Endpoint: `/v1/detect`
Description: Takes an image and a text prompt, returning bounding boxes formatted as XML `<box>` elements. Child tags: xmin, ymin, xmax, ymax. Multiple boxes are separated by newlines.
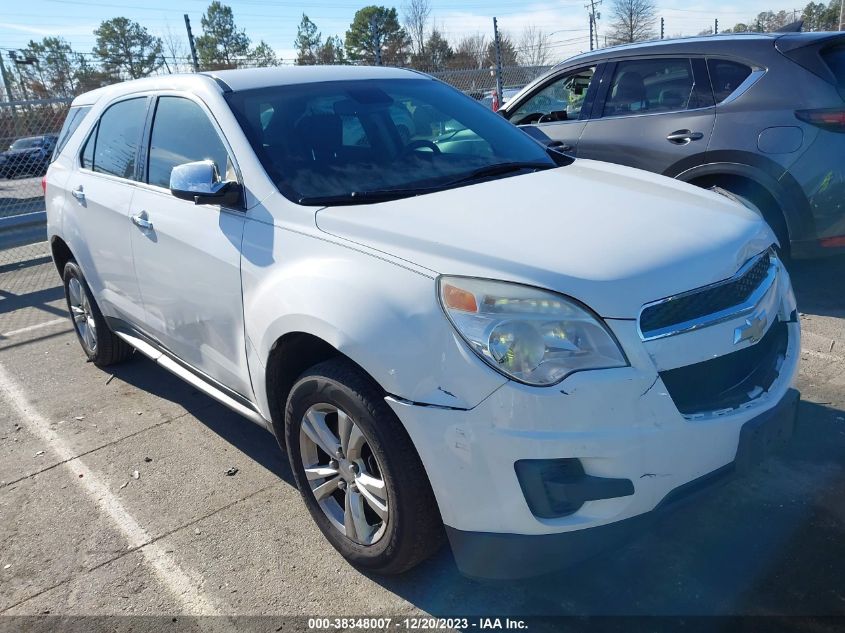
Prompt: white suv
<box><xmin>46</xmin><ymin>66</ymin><xmax>800</xmax><ymax>579</ymax></box>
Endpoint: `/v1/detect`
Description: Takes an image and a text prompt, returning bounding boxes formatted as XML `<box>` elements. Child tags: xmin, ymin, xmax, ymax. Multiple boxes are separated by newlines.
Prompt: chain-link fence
<box><xmin>0</xmin><ymin>97</ymin><xmax>71</xmax><ymax>272</ymax></box>
<box><xmin>429</xmin><ymin>64</ymin><xmax>551</xmax><ymax>100</ymax></box>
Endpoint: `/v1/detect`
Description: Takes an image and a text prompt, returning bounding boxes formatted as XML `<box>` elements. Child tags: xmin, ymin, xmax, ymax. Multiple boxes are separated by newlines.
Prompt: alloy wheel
<box><xmin>68</xmin><ymin>277</ymin><xmax>97</xmax><ymax>353</ymax></box>
<box><xmin>299</xmin><ymin>403</ymin><xmax>389</xmax><ymax>545</ymax></box>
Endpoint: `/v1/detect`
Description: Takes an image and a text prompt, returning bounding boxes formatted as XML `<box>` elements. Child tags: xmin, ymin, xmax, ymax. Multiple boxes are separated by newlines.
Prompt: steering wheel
<box><xmin>404</xmin><ymin>139</ymin><xmax>441</xmax><ymax>154</ymax></box>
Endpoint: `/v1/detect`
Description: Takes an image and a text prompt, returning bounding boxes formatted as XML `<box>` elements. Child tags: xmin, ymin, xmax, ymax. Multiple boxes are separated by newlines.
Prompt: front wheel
<box><xmin>63</xmin><ymin>260</ymin><xmax>133</xmax><ymax>367</ymax></box>
<box><xmin>284</xmin><ymin>358</ymin><xmax>444</xmax><ymax>574</ymax></box>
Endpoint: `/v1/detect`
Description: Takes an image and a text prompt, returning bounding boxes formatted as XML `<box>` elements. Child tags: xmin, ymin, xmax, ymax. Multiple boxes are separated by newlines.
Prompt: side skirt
<box><xmin>106</xmin><ymin>317</ymin><xmax>270</xmax><ymax>429</ymax></box>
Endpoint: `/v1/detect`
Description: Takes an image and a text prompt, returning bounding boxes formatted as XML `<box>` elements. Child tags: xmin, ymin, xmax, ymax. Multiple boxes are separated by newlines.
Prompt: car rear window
<box><xmin>602</xmin><ymin>58</ymin><xmax>696</xmax><ymax>117</ymax></box>
<box><xmin>53</xmin><ymin>106</ymin><xmax>91</xmax><ymax>161</ymax></box>
<box><xmin>821</xmin><ymin>45</ymin><xmax>845</xmax><ymax>86</ymax></box>
<box><xmin>707</xmin><ymin>59</ymin><xmax>753</xmax><ymax>103</ymax></box>
<box><xmin>87</xmin><ymin>98</ymin><xmax>147</xmax><ymax>180</ymax></box>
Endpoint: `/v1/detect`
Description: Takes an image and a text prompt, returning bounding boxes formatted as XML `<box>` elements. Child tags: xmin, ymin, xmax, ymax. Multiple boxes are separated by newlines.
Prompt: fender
<box><xmin>240</xmin><ymin>223</ymin><xmax>507</xmax><ymax>421</ymax></box>
<box><xmin>673</xmin><ymin>157</ymin><xmax>815</xmax><ymax>243</ymax></box>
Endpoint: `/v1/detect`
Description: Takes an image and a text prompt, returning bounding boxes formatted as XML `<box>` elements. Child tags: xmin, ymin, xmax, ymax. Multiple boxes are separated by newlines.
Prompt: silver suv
<box><xmin>501</xmin><ymin>32</ymin><xmax>845</xmax><ymax>259</ymax></box>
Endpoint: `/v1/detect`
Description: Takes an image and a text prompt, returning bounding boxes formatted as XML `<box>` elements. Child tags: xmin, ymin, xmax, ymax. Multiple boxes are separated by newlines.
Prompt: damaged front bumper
<box><xmin>385</xmin><ymin>305</ymin><xmax>800</xmax><ymax>579</ymax></box>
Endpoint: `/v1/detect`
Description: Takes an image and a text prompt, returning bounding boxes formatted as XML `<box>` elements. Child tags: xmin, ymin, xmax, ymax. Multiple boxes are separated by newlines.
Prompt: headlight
<box><xmin>438</xmin><ymin>276</ymin><xmax>628</xmax><ymax>386</ymax></box>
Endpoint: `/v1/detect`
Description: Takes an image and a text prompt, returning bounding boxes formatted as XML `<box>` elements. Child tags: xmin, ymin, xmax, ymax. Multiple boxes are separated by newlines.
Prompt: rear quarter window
<box><xmin>821</xmin><ymin>45</ymin><xmax>845</xmax><ymax>86</ymax></box>
<box><xmin>707</xmin><ymin>59</ymin><xmax>753</xmax><ymax>103</ymax></box>
<box><xmin>53</xmin><ymin>106</ymin><xmax>91</xmax><ymax>161</ymax></box>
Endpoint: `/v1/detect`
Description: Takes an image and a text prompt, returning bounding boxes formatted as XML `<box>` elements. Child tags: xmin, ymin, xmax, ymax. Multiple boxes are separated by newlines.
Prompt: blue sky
<box><xmin>0</xmin><ymin>0</ymin><xmax>788</xmax><ymax>64</ymax></box>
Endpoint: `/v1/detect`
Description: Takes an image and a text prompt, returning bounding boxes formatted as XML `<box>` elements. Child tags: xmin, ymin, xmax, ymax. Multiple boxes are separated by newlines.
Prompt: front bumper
<box><xmin>445</xmin><ymin>388</ymin><xmax>798</xmax><ymax>579</ymax></box>
<box><xmin>386</xmin><ymin>267</ymin><xmax>800</xmax><ymax>579</ymax></box>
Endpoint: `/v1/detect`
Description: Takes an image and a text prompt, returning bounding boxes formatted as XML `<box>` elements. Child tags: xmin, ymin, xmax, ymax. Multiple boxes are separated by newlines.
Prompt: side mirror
<box><xmin>169</xmin><ymin>160</ymin><xmax>242</xmax><ymax>207</ymax></box>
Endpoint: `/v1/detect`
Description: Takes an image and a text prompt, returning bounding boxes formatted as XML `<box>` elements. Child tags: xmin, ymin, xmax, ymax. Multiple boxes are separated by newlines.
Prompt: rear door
<box><xmin>504</xmin><ymin>64</ymin><xmax>603</xmax><ymax>154</ymax></box>
<box><xmin>576</xmin><ymin>57</ymin><xmax>716</xmax><ymax>175</ymax></box>
<box><xmin>128</xmin><ymin>94</ymin><xmax>251</xmax><ymax>397</ymax></box>
<box><xmin>65</xmin><ymin>96</ymin><xmax>149</xmax><ymax>324</ymax></box>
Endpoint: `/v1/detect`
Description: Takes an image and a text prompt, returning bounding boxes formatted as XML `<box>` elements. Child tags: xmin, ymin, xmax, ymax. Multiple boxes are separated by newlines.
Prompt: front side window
<box><xmin>147</xmin><ymin>97</ymin><xmax>234</xmax><ymax>189</ymax></box>
<box><xmin>602</xmin><ymin>58</ymin><xmax>695</xmax><ymax>117</ymax></box>
<box><xmin>90</xmin><ymin>98</ymin><xmax>147</xmax><ymax>179</ymax></box>
<box><xmin>707</xmin><ymin>59</ymin><xmax>753</xmax><ymax>103</ymax></box>
<box><xmin>509</xmin><ymin>66</ymin><xmax>597</xmax><ymax>125</ymax></box>
<box><xmin>225</xmin><ymin>78</ymin><xmax>555</xmax><ymax>205</ymax></box>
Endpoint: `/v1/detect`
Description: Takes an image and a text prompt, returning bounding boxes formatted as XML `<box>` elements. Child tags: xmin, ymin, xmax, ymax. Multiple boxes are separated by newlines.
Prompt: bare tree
<box><xmin>161</xmin><ymin>24</ymin><xmax>191</xmax><ymax>72</ymax></box>
<box><xmin>450</xmin><ymin>33</ymin><xmax>487</xmax><ymax>69</ymax></box>
<box><xmin>517</xmin><ymin>26</ymin><xmax>551</xmax><ymax>67</ymax></box>
<box><xmin>608</xmin><ymin>0</ymin><xmax>657</xmax><ymax>44</ymax></box>
<box><xmin>402</xmin><ymin>0</ymin><xmax>431</xmax><ymax>56</ymax></box>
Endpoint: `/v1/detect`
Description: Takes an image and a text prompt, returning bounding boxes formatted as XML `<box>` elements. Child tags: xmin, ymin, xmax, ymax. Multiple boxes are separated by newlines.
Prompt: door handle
<box><xmin>71</xmin><ymin>187</ymin><xmax>85</xmax><ymax>202</ymax></box>
<box><xmin>666</xmin><ymin>130</ymin><xmax>704</xmax><ymax>145</ymax></box>
<box><xmin>548</xmin><ymin>141</ymin><xmax>573</xmax><ymax>153</ymax></box>
<box><xmin>131</xmin><ymin>212</ymin><xmax>153</xmax><ymax>231</ymax></box>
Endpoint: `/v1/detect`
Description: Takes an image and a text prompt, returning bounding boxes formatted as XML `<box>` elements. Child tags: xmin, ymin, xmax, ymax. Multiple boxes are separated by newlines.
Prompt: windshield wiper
<box><xmin>446</xmin><ymin>161</ymin><xmax>554</xmax><ymax>186</ymax></box>
<box><xmin>298</xmin><ymin>188</ymin><xmax>435</xmax><ymax>206</ymax></box>
<box><xmin>297</xmin><ymin>162</ymin><xmax>556</xmax><ymax>206</ymax></box>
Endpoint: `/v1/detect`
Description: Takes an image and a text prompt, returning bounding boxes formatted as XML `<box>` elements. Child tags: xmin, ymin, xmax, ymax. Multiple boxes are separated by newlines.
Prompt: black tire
<box><xmin>63</xmin><ymin>260</ymin><xmax>133</xmax><ymax>367</ymax></box>
<box><xmin>284</xmin><ymin>357</ymin><xmax>444</xmax><ymax>574</ymax></box>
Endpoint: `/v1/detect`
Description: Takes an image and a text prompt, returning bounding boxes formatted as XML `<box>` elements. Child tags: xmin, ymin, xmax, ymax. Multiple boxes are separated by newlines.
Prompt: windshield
<box><xmin>225</xmin><ymin>78</ymin><xmax>556</xmax><ymax>205</ymax></box>
<box><xmin>10</xmin><ymin>137</ymin><xmax>42</xmax><ymax>150</ymax></box>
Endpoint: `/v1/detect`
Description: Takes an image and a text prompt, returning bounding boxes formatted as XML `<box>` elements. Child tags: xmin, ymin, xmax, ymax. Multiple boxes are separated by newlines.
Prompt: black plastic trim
<box><xmin>515</xmin><ymin>459</ymin><xmax>634</xmax><ymax>518</ymax></box>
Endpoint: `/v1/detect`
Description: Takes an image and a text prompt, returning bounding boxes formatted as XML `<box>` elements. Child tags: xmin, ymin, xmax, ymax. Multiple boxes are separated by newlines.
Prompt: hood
<box><xmin>315</xmin><ymin>160</ymin><xmax>775</xmax><ymax>318</ymax></box>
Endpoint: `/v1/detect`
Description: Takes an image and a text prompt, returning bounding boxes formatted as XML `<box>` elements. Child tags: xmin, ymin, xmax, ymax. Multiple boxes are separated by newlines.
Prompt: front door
<box><xmin>576</xmin><ymin>57</ymin><xmax>716</xmax><ymax>175</ymax></box>
<box><xmin>128</xmin><ymin>95</ymin><xmax>251</xmax><ymax>397</ymax></box>
<box><xmin>505</xmin><ymin>65</ymin><xmax>601</xmax><ymax>154</ymax></box>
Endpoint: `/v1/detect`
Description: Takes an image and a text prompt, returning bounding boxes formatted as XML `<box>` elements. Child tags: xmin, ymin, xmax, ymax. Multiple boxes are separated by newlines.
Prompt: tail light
<box><xmin>795</xmin><ymin>108</ymin><xmax>845</xmax><ymax>132</ymax></box>
<box><xmin>41</xmin><ymin>174</ymin><xmax>47</xmax><ymax>195</ymax></box>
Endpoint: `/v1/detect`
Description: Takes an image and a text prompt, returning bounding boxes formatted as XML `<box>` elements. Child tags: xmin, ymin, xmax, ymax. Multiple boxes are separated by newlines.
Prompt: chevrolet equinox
<box><xmin>46</xmin><ymin>66</ymin><xmax>800</xmax><ymax>579</ymax></box>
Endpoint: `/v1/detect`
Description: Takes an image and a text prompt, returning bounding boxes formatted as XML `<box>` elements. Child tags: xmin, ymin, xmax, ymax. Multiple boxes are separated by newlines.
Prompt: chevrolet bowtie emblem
<box><xmin>734</xmin><ymin>310</ymin><xmax>768</xmax><ymax>345</ymax></box>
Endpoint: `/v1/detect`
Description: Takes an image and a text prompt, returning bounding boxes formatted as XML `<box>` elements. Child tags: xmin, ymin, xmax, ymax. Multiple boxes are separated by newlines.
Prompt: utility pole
<box><xmin>370</xmin><ymin>14</ymin><xmax>383</xmax><ymax>65</ymax></box>
<box><xmin>585</xmin><ymin>0</ymin><xmax>601</xmax><ymax>50</ymax></box>
<box><xmin>492</xmin><ymin>17</ymin><xmax>503</xmax><ymax>107</ymax></box>
<box><xmin>714</xmin><ymin>18</ymin><xmax>719</xmax><ymax>34</ymax></box>
<box><xmin>660</xmin><ymin>17</ymin><xmax>665</xmax><ymax>39</ymax></box>
<box><xmin>839</xmin><ymin>0</ymin><xmax>844</xmax><ymax>31</ymax></box>
<box><xmin>184</xmin><ymin>14</ymin><xmax>199</xmax><ymax>72</ymax></box>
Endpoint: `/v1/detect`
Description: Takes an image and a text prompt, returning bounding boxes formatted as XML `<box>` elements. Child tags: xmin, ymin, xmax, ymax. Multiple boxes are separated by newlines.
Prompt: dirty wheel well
<box><xmin>688</xmin><ymin>174</ymin><xmax>790</xmax><ymax>255</ymax></box>
<box><xmin>50</xmin><ymin>237</ymin><xmax>73</xmax><ymax>277</ymax></box>
<box><xmin>265</xmin><ymin>333</ymin><xmax>383</xmax><ymax>438</ymax></box>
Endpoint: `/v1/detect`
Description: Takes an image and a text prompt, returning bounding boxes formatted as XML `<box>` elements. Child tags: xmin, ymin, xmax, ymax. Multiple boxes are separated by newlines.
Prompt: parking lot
<box><xmin>1</xmin><ymin>248</ymin><xmax>844</xmax><ymax>628</ymax></box>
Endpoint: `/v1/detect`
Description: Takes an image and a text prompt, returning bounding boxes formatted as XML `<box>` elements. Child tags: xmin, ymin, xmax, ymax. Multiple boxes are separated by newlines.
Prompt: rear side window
<box><xmin>821</xmin><ymin>45</ymin><xmax>845</xmax><ymax>86</ymax></box>
<box><xmin>707</xmin><ymin>59</ymin><xmax>753</xmax><ymax>103</ymax></box>
<box><xmin>147</xmin><ymin>97</ymin><xmax>233</xmax><ymax>189</ymax></box>
<box><xmin>53</xmin><ymin>106</ymin><xmax>91</xmax><ymax>161</ymax></box>
<box><xmin>90</xmin><ymin>98</ymin><xmax>147</xmax><ymax>180</ymax></box>
<box><xmin>602</xmin><ymin>58</ymin><xmax>695</xmax><ymax>117</ymax></box>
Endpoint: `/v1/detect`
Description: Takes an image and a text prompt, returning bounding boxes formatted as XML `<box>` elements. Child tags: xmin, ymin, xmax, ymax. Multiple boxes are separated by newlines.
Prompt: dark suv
<box><xmin>500</xmin><ymin>33</ymin><xmax>845</xmax><ymax>258</ymax></box>
<box><xmin>0</xmin><ymin>134</ymin><xmax>58</xmax><ymax>179</ymax></box>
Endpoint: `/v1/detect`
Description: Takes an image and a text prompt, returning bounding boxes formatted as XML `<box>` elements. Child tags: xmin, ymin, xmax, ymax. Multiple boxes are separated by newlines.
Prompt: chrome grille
<box><xmin>639</xmin><ymin>251</ymin><xmax>776</xmax><ymax>341</ymax></box>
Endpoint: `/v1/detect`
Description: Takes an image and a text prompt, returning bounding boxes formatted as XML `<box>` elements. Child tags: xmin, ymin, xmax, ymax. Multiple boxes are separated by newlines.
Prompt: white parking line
<box><xmin>1</xmin><ymin>318</ymin><xmax>68</xmax><ymax>338</ymax></box>
<box><xmin>0</xmin><ymin>363</ymin><xmax>227</xmax><ymax>618</ymax></box>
